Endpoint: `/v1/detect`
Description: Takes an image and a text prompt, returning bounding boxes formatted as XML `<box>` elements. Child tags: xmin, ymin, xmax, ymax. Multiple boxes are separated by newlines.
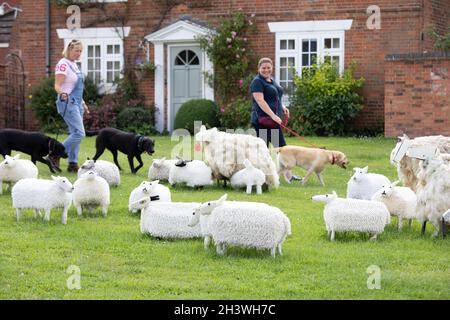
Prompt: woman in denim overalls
<box><xmin>54</xmin><ymin>40</ymin><xmax>89</xmax><ymax>172</ymax></box>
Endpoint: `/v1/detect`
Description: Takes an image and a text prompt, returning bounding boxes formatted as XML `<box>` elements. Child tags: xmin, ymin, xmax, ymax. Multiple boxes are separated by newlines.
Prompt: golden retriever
<box><xmin>275</xmin><ymin>145</ymin><xmax>348</xmax><ymax>186</ymax></box>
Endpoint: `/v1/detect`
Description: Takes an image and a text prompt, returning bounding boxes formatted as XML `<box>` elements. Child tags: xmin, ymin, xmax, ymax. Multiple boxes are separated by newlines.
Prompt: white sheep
<box><xmin>148</xmin><ymin>157</ymin><xmax>177</xmax><ymax>181</ymax></box>
<box><xmin>312</xmin><ymin>191</ymin><xmax>390</xmax><ymax>241</ymax></box>
<box><xmin>390</xmin><ymin>134</ymin><xmax>450</xmax><ymax>192</ymax></box>
<box><xmin>195</xmin><ymin>125</ymin><xmax>279</xmax><ymax>189</ymax></box>
<box><xmin>77</xmin><ymin>159</ymin><xmax>120</xmax><ymax>187</ymax></box>
<box><xmin>347</xmin><ymin>166</ymin><xmax>391</xmax><ymax>200</ymax></box>
<box><xmin>128</xmin><ymin>180</ymin><xmax>171</xmax><ymax>213</ymax></box>
<box><xmin>371</xmin><ymin>181</ymin><xmax>417</xmax><ymax>230</ymax></box>
<box><xmin>73</xmin><ymin>171</ymin><xmax>110</xmax><ymax>217</ymax></box>
<box><xmin>230</xmin><ymin>159</ymin><xmax>266</xmax><ymax>194</ymax></box>
<box><xmin>168</xmin><ymin>158</ymin><xmax>213</xmax><ymax>188</ymax></box>
<box><xmin>416</xmin><ymin>156</ymin><xmax>450</xmax><ymax>237</ymax></box>
<box><xmin>130</xmin><ymin>197</ymin><xmax>207</xmax><ymax>239</ymax></box>
<box><xmin>0</xmin><ymin>154</ymin><xmax>38</xmax><ymax>194</ymax></box>
<box><xmin>188</xmin><ymin>194</ymin><xmax>291</xmax><ymax>258</ymax></box>
<box><xmin>11</xmin><ymin>176</ymin><xmax>73</xmax><ymax>224</ymax></box>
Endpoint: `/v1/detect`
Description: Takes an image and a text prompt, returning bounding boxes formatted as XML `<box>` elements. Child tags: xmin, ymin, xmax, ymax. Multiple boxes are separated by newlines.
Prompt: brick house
<box><xmin>0</xmin><ymin>0</ymin><xmax>449</xmax><ymax>136</ymax></box>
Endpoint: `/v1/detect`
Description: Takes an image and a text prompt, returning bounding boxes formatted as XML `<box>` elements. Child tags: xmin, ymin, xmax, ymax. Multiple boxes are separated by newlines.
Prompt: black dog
<box><xmin>0</xmin><ymin>129</ymin><xmax>68</xmax><ymax>173</ymax></box>
<box><xmin>88</xmin><ymin>127</ymin><xmax>155</xmax><ymax>174</ymax></box>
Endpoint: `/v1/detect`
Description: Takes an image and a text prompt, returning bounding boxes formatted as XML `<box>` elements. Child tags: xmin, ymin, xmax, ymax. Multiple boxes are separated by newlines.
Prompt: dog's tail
<box><xmin>85</xmin><ymin>130</ymin><xmax>99</xmax><ymax>137</ymax></box>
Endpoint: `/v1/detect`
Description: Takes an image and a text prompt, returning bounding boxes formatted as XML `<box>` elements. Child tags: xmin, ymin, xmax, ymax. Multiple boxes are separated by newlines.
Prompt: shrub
<box><xmin>174</xmin><ymin>99</ymin><xmax>220</xmax><ymax>134</ymax></box>
<box><xmin>289</xmin><ymin>61</ymin><xmax>364</xmax><ymax>136</ymax></box>
<box><xmin>115</xmin><ymin>106</ymin><xmax>156</xmax><ymax>136</ymax></box>
<box><xmin>29</xmin><ymin>76</ymin><xmax>101</xmax><ymax>133</ymax></box>
<box><xmin>428</xmin><ymin>26</ymin><xmax>450</xmax><ymax>53</ymax></box>
<box><xmin>218</xmin><ymin>97</ymin><xmax>252</xmax><ymax>130</ymax></box>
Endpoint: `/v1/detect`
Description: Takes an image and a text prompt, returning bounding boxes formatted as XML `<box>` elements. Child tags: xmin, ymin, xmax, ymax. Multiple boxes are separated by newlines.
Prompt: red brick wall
<box><xmin>423</xmin><ymin>0</ymin><xmax>450</xmax><ymax>52</ymax></box>
<box><xmin>3</xmin><ymin>0</ymin><xmax>448</xmax><ymax>132</ymax></box>
<box><xmin>385</xmin><ymin>53</ymin><xmax>450</xmax><ymax>138</ymax></box>
<box><xmin>0</xmin><ymin>64</ymin><xmax>5</xmax><ymax>128</ymax></box>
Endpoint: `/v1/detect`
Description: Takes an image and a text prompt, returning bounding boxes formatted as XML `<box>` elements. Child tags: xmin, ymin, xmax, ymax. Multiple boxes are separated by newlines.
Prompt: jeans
<box><xmin>57</xmin><ymin>99</ymin><xmax>85</xmax><ymax>164</ymax></box>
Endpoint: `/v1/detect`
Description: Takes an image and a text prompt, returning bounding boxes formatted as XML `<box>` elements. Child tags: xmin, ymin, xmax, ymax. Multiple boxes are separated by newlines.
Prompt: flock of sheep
<box><xmin>0</xmin><ymin>126</ymin><xmax>449</xmax><ymax>258</ymax></box>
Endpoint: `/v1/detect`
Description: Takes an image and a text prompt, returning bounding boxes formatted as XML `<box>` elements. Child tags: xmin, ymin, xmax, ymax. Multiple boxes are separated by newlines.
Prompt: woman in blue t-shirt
<box><xmin>250</xmin><ymin>57</ymin><xmax>289</xmax><ymax>147</ymax></box>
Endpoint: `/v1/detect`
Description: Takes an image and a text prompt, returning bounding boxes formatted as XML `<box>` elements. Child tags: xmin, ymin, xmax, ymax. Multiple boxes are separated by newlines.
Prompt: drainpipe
<box><xmin>45</xmin><ymin>0</ymin><xmax>51</xmax><ymax>77</ymax></box>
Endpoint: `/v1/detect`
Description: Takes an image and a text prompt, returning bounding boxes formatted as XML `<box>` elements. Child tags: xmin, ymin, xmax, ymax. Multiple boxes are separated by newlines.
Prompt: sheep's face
<box><xmin>141</xmin><ymin>180</ymin><xmax>159</xmax><ymax>193</ymax></box>
<box><xmin>351</xmin><ymin>166</ymin><xmax>368</xmax><ymax>182</ymax></box>
<box><xmin>379</xmin><ymin>185</ymin><xmax>393</xmax><ymax>198</ymax></box>
<box><xmin>52</xmin><ymin>176</ymin><xmax>74</xmax><ymax>192</ymax></box>
<box><xmin>152</xmin><ymin>158</ymin><xmax>166</xmax><ymax>169</ymax></box>
<box><xmin>189</xmin><ymin>194</ymin><xmax>228</xmax><ymax>227</ymax></box>
<box><xmin>0</xmin><ymin>155</ymin><xmax>19</xmax><ymax>169</ymax></box>
<box><xmin>80</xmin><ymin>170</ymin><xmax>98</xmax><ymax>180</ymax></box>
<box><xmin>312</xmin><ymin>191</ymin><xmax>337</xmax><ymax>203</ymax></box>
<box><xmin>421</xmin><ymin>157</ymin><xmax>443</xmax><ymax>175</ymax></box>
<box><xmin>81</xmin><ymin>159</ymin><xmax>95</xmax><ymax>170</ymax></box>
<box><xmin>195</xmin><ymin>125</ymin><xmax>217</xmax><ymax>143</ymax></box>
<box><xmin>130</xmin><ymin>197</ymin><xmax>150</xmax><ymax>210</ymax></box>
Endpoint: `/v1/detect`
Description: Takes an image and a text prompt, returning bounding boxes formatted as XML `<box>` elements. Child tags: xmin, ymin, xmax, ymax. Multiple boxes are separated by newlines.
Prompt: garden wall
<box><xmin>384</xmin><ymin>52</ymin><xmax>450</xmax><ymax>138</ymax></box>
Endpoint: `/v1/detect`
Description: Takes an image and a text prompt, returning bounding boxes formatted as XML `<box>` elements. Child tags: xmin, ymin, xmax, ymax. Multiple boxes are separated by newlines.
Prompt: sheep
<box><xmin>230</xmin><ymin>159</ymin><xmax>266</xmax><ymax>194</ymax></box>
<box><xmin>72</xmin><ymin>171</ymin><xmax>110</xmax><ymax>217</ymax></box>
<box><xmin>346</xmin><ymin>166</ymin><xmax>391</xmax><ymax>200</ymax></box>
<box><xmin>11</xmin><ymin>176</ymin><xmax>73</xmax><ymax>224</ymax></box>
<box><xmin>390</xmin><ymin>134</ymin><xmax>450</xmax><ymax>192</ymax></box>
<box><xmin>130</xmin><ymin>197</ymin><xmax>207</xmax><ymax>239</ymax></box>
<box><xmin>128</xmin><ymin>180</ymin><xmax>171</xmax><ymax>213</ymax></box>
<box><xmin>168</xmin><ymin>158</ymin><xmax>213</xmax><ymax>188</ymax></box>
<box><xmin>442</xmin><ymin>209</ymin><xmax>450</xmax><ymax>238</ymax></box>
<box><xmin>188</xmin><ymin>194</ymin><xmax>291</xmax><ymax>258</ymax></box>
<box><xmin>148</xmin><ymin>157</ymin><xmax>177</xmax><ymax>181</ymax></box>
<box><xmin>416</xmin><ymin>156</ymin><xmax>450</xmax><ymax>237</ymax></box>
<box><xmin>371</xmin><ymin>181</ymin><xmax>417</xmax><ymax>230</ymax></box>
<box><xmin>0</xmin><ymin>154</ymin><xmax>38</xmax><ymax>194</ymax></box>
<box><xmin>312</xmin><ymin>191</ymin><xmax>390</xmax><ymax>241</ymax></box>
<box><xmin>77</xmin><ymin>159</ymin><xmax>120</xmax><ymax>187</ymax></box>
<box><xmin>195</xmin><ymin>125</ymin><xmax>279</xmax><ymax>189</ymax></box>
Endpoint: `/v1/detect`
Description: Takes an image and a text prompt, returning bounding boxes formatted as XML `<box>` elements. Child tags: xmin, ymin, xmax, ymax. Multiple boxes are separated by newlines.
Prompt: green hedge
<box><xmin>174</xmin><ymin>99</ymin><xmax>220</xmax><ymax>134</ymax></box>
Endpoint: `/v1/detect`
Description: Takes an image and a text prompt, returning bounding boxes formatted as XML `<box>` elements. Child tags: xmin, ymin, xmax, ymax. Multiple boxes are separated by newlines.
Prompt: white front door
<box><xmin>170</xmin><ymin>46</ymin><xmax>203</xmax><ymax>130</ymax></box>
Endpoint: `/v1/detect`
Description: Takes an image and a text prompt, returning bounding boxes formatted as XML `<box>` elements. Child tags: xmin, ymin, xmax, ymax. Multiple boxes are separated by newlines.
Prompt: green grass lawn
<box><xmin>0</xmin><ymin>135</ymin><xmax>448</xmax><ymax>300</ymax></box>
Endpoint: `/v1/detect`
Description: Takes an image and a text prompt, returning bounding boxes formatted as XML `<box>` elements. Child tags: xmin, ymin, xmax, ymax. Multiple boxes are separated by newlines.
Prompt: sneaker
<box><xmin>67</xmin><ymin>162</ymin><xmax>79</xmax><ymax>173</ymax></box>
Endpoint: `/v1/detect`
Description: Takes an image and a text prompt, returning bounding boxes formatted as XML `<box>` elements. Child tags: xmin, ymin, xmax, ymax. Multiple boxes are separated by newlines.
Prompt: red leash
<box><xmin>280</xmin><ymin>115</ymin><xmax>324</xmax><ymax>149</ymax></box>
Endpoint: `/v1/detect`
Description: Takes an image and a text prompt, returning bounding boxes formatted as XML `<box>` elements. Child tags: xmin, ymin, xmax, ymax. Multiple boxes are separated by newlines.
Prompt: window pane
<box><xmin>94</xmin><ymin>45</ymin><xmax>100</xmax><ymax>57</ymax></box>
<box><xmin>288</xmin><ymin>69</ymin><xmax>294</xmax><ymax>81</ymax></box>
<box><xmin>115</xmin><ymin>45</ymin><xmax>120</xmax><ymax>54</ymax></box>
<box><xmin>107</xmin><ymin>61</ymin><xmax>112</xmax><ymax>69</ymax></box>
<box><xmin>107</xmin><ymin>45</ymin><xmax>113</xmax><ymax>54</ymax></box>
<box><xmin>333</xmin><ymin>56</ymin><xmax>340</xmax><ymax>66</ymax></box>
<box><xmin>288</xmin><ymin>40</ymin><xmax>295</xmax><ymax>50</ymax></box>
<box><xmin>88</xmin><ymin>46</ymin><xmax>93</xmax><ymax>57</ymax></box>
<box><xmin>279</xmin><ymin>57</ymin><xmax>287</xmax><ymax>67</ymax></box>
<box><xmin>280</xmin><ymin>81</ymin><xmax>287</xmax><ymax>89</ymax></box>
<box><xmin>88</xmin><ymin>59</ymin><xmax>93</xmax><ymax>70</ymax></box>
<box><xmin>288</xmin><ymin>57</ymin><xmax>295</xmax><ymax>67</ymax></box>
<box><xmin>280</xmin><ymin>68</ymin><xmax>287</xmax><ymax>81</ymax></box>
<box><xmin>95</xmin><ymin>72</ymin><xmax>101</xmax><ymax>82</ymax></box>
<box><xmin>302</xmin><ymin>54</ymin><xmax>309</xmax><ymax>66</ymax></box>
<box><xmin>302</xmin><ymin>40</ymin><xmax>309</xmax><ymax>52</ymax></box>
<box><xmin>95</xmin><ymin>59</ymin><xmax>101</xmax><ymax>69</ymax></box>
<box><xmin>324</xmin><ymin>38</ymin><xmax>332</xmax><ymax>49</ymax></box>
<box><xmin>107</xmin><ymin>71</ymin><xmax>112</xmax><ymax>83</ymax></box>
<box><xmin>333</xmin><ymin>38</ymin><xmax>340</xmax><ymax>49</ymax></box>
<box><xmin>311</xmin><ymin>54</ymin><xmax>317</xmax><ymax>65</ymax></box>
<box><xmin>311</xmin><ymin>40</ymin><xmax>317</xmax><ymax>52</ymax></box>
<box><xmin>175</xmin><ymin>56</ymin><xmax>184</xmax><ymax>65</ymax></box>
<box><xmin>280</xmin><ymin>40</ymin><xmax>287</xmax><ymax>50</ymax></box>
<box><xmin>114</xmin><ymin>61</ymin><xmax>120</xmax><ymax>69</ymax></box>
<box><xmin>324</xmin><ymin>56</ymin><xmax>331</xmax><ymax>64</ymax></box>
<box><xmin>114</xmin><ymin>71</ymin><xmax>120</xmax><ymax>81</ymax></box>
<box><xmin>190</xmin><ymin>56</ymin><xmax>199</xmax><ymax>65</ymax></box>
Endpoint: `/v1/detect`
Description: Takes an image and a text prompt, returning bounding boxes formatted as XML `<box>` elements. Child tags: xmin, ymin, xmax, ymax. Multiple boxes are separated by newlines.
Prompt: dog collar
<box><xmin>331</xmin><ymin>153</ymin><xmax>336</xmax><ymax>165</ymax></box>
<box><xmin>137</xmin><ymin>135</ymin><xmax>144</xmax><ymax>152</ymax></box>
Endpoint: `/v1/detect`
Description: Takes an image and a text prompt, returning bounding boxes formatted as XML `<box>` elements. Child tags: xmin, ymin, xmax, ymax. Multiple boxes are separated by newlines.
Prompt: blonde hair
<box><xmin>258</xmin><ymin>57</ymin><xmax>273</xmax><ymax>69</ymax></box>
<box><xmin>62</xmin><ymin>39</ymin><xmax>83</xmax><ymax>58</ymax></box>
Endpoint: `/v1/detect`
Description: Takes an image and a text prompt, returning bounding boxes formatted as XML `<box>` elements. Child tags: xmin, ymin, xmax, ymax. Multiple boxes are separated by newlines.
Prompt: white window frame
<box><xmin>270</xmin><ymin>20</ymin><xmax>352</xmax><ymax>106</ymax></box>
<box><xmin>57</xmin><ymin>27</ymin><xmax>130</xmax><ymax>94</ymax></box>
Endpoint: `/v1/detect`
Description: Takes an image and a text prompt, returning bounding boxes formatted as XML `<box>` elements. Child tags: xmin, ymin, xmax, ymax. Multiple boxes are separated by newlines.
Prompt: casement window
<box><xmin>269</xmin><ymin>20</ymin><xmax>352</xmax><ymax>105</ymax></box>
<box><xmin>57</xmin><ymin>27</ymin><xmax>131</xmax><ymax>93</ymax></box>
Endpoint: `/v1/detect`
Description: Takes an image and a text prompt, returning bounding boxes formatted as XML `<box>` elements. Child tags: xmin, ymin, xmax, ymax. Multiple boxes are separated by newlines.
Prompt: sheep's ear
<box><xmin>217</xmin><ymin>194</ymin><xmax>228</xmax><ymax>203</ymax></box>
<box><xmin>353</xmin><ymin>167</ymin><xmax>359</xmax><ymax>171</ymax></box>
<box><xmin>332</xmin><ymin>191</ymin><xmax>337</xmax><ymax>197</ymax></box>
<box><xmin>392</xmin><ymin>180</ymin><xmax>400</xmax><ymax>187</ymax></box>
<box><xmin>152</xmin><ymin>180</ymin><xmax>160</xmax><ymax>185</ymax></box>
<box><xmin>200</xmin><ymin>125</ymin><xmax>206</xmax><ymax>132</ymax></box>
<box><xmin>243</xmin><ymin>159</ymin><xmax>251</xmax><ymax>168</ymax></box>
<box><xmin>51</xmin><ymin>175</ymin><xmax>57</xmax><ymax>180</ymax></box>
<box><xmin>362</xmin><ymin>166</ymin><xmax>368</xmax><ymax>173</ymax></box>
<box><xmin>5</xmin><ymin>155</ymin><xmax>11</xmax><ymax>160</ymax></box>
<box><xmin>161</xmin><ymin>157</ymin><xmax>166</xmax><ymax>161</ymax></box>
<box><xmin>14</xmin><ymin>154</ymin><xmax>21</xmax><ymax>159</ymax></box>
